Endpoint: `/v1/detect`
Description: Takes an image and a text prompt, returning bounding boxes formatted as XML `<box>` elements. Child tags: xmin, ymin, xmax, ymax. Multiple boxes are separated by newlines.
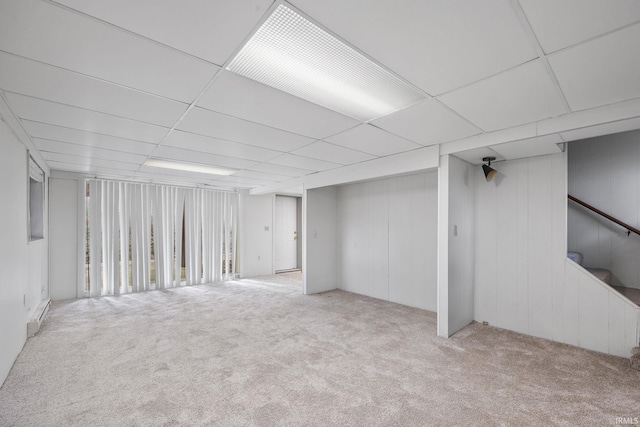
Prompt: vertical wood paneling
<box><xmin>608</xmin><ymin>292</ymin><xmax>628</xmax><ymax>356</ymax></box>
<box><xmin>495</xmin><ymin>161</ymin><xmax>518</xmax><ymax>330</ymax></box>
<box><xmin>474</xmin><ymin>164</ymin><xmax>497</xmax><ymax>324</ymax></box>
<box><xmin>578</xmin><ymin>273</ymin><xmax>609</xmax><ymax>353</ymax></box>
<box><xmin>562</xmin><ymin>262</ymin><xmax>580</xmax><ymax>347</ymax></box>
<box><xmin>551</xmin><ymin>154</ymin><xmax>569</xmax><ymax>343</ymax></box>
<box><xmin>447</xmin><ymin>156</ymin><xmax>475</xmax><ymax>334</ymax></box>
<box><xmin>527</xmin><ymin>157</ymin><xmax>555</xmax><ymax>339</ymax></box>
<box><xmin>337</xmin><ymin>172</ymin><xmax>437</xmax><ymax>311</ymax></box>
<box><xmin>514</xmin><ymin>160</ymin><xmax>530</xmax><ymax>334</ymax></box>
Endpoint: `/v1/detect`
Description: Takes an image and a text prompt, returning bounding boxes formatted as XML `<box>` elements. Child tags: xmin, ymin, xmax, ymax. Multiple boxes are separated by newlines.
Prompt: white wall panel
<box><xmin>305</xmin><ymin>187</ymin><xmax>338</xmax><ymax>294</ymax></box>
<box><xmin>337</xmin><ymin>172</ymin><xmax>437</xmax><ymax>311</ymax></box>
<box><xmin>568</xmin><ymin>130</ymin><xmax>640</xmax><ymax>290</ymax></box>
<box><xmin>240</xmin><ymin>194</ymin><xmax>274</xmax><ymax>278</ymax></box>
<box><xmin>446</xmin><ymin>156</ymin><xmax>475</xmax><ymax>334</ymax></box>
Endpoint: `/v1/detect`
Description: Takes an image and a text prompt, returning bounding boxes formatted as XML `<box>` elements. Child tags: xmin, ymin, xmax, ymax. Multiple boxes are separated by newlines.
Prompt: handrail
<box><xmin>568</xmin><ymin>194</ymin><xmax>640</xmax><ymax>237</ymax></box>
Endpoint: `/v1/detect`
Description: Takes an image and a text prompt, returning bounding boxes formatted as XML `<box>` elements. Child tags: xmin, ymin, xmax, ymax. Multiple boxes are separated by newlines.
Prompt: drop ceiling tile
<box><xmin>490</xmin><ymin>134</ymin><xmax>563</xmax><ymax>160</ymax></box>
<box><xmin>438</xmin><ymin>60</ymin><xmax>569</xmax><ymax>132</ymax></box>
<box><xmin>46</xmin><ymin>161</ymin><xmax>135</xmax><ymax>176</ymax></box>
<box><xmin>372</xmin><ymin>99</ymin><xmax>481</xmax><ymax>145</ymax></box>
<box><xmin>198</xmin><ymin>71</ymin><xmax>360</xmax><ymax>139</ymax></box>
<box><xmin>247</xmin><ymin>162</ymin><xmax>314</xmax><ymax>177</ymax></box>
<box><xmin>452</xmin><ymin>147</ymin><xmax>502</xmax><ymax>165</ymax></box>
<box><xmin>164</xmin><ymin>130</ymin><xmax>282</xmax><ymax>162</ymax></box>
<box><xmin>233</xmin><ymin>170</ymin><xmax>294</xmax><ymax>182</ymax></box>
<box><xmin>40</xmin><ymin>152</ymin><xmax>140</xmax><ymax>171</ymax></box>
<box><xmin>0</xmin><ymin>0</ymin><xmax>217</xmax><ymax>102</ymax></box>
<box><xmin>177</xmin><ymin>107</ymin><xmax>314</xmax><ymax>152</ymax></box>
<box><xmin>267</xmin><ymin>154</ymin><xmax>341</xmax><ymax>172</ymax></box>
<box><xmin>33</xmin><ymin>138</ymin><xmax>148</xmax><ymax>164</ymax></box>
<box><xmin>6</xmin><ymin>93</ymin><xmax>168</xmax><ymax>143</ymax></box>
<box><xmin>210</xmin><ymin>180</ymin><xmax>256</xmax><ymax>190</ymax></box>
<box><xmin>221</xmin><ymin>176</ymin><xmax>275</xmax><ymax>186</ymax></box>
<box><xmin>53</xmin><ymin>0</ymin><xmax>272</xmax><ymax>65</ymax></box>
<box><xmin>548</xmin><ymin>24</ymin><xmax>640</xmax><ymax>112</ymax></box>
<box><xmin>22</xmin><ymin>121</ymin><xmax>157</xmax><ymax>155</ymax></box>
<box><xmin>290</xmin><ymin>141</ymin><xmax>374</xmax><ymax>165</ymax></box>
<box><xmin>151</xmin><ymin>146</ymin><xmax>258</xmax><ymax>170</ymax></box>
<box><xmin>325</xmin><ymin>124</ymin><xmax>421</xmax><ymax>156</ymax></box>
<box><xmin>0</xmin><ymin>52</ymin><xmax>188</xmax><ymax>126</ymax></box>
<box><xmin>289</xmin><ymin>0</ymin><xmax>537</xmax><ymax>95</ymax></box>
<box><xmin>519</xmin><ymin>0</ymin><xmax>640</xmax><ymax>53</ymax></box>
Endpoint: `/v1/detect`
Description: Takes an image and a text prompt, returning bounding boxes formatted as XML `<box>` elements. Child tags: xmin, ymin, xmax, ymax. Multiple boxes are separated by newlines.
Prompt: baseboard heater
<box><xmin>27</xmin><ymin>299</ymin><xmax>50</xmax><ymax>338</ymax></box>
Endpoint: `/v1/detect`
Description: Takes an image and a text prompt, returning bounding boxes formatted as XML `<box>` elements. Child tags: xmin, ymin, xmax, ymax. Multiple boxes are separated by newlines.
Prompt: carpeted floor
<box><xmin>1</xmin><ymin>272</ymin><xmax>639</xmax><ymax>426</ymax></box>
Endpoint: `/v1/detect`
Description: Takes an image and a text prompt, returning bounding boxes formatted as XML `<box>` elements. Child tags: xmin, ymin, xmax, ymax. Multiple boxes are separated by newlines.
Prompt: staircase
<box><xmin>568</xmin><ymin>251</ymin><xmax>640</xmax><ymax>307</ymax></box>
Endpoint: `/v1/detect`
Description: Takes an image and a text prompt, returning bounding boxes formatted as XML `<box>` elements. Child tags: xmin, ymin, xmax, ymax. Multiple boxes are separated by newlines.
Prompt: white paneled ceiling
<box><xmin>518</xmin><ymin>0</ymin><xmax>640</xmax><ymax>54</ymax></box>
<box><xmin>371</xmin><ymin>99</ymin><xmax>482</xmax><ymax>145</ymax></box>
<box><xmin>1</xmin><ymin>0</ymin><xmax>640</xmax><ymax>191</ymax></box>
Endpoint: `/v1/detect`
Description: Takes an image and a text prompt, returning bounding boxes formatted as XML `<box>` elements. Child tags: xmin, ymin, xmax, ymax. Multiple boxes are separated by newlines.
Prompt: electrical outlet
<box><xmin>453</xmin><ymin>225</ymin><xmax>458</xmax><ymax>236</ymax></box>
<box><xmin>264</xmin><ymin>226</ymin><xmax>269</xmax><ymax>231</ymax></box>
<box><xmin>258</xmin><ymin>256</ymin><xmax>261</xmax><ymax>260</ymax></box>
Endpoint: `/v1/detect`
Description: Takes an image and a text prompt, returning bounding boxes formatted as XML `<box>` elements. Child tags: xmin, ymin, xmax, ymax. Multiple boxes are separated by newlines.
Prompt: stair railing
<box><xmin>568</xmin><ymin>194</ymin><xmax>640</xmax><ymax>237</ymax></box>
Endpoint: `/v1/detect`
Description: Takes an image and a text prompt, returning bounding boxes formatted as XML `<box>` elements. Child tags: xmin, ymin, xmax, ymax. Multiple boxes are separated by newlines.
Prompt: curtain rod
<box><xmin>84</xmin><ymin>175</ymin><xmax>239</xmax><ymax>193</ymax></box>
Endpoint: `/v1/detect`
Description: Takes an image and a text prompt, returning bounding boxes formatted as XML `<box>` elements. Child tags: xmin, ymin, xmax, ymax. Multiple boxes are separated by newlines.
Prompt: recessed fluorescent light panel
<box><xmin>227</xmin><ymin>4</ymin><xmax>426</xmax><ymax>121</ymax></box>
<box><xmin>145</xmin><ymin>159</ymin><xmax>236</xmax><ymax>176</ymax></box>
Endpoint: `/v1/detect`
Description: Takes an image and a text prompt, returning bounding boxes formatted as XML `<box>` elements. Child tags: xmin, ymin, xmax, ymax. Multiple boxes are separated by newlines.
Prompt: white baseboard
<box><xmin>27</xmin><ymin>299</ymin><xmax>50</xmax><ymax>338</ymax></box>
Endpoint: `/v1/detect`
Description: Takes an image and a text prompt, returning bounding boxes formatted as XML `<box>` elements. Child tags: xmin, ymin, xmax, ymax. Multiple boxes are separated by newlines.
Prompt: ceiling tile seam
<box><xmin>0</xmin><ymin>49</ymin><xmax>197</xmax><ymax>106</ymax></box>
<box><xmin>275</xmin><ymin>150</ymin><xmax>350</xmax><ymax>166</ymax></box>
<box><xmin>45</xmin><ymin>0</ymin><xmax>227</xmax><ymax>68</ymax></box>
<box><xmin>311</xmin><ymin>122</ymin><xmax>362</xmax><ymax>142</ymax></box>
<box><xmin>362</xmin><ymin>97</ymin><xmax>433</xmax><ymax>125</ymax></box>
<box><xmin>366</xmin><ymin>123</ymin><xmax>428</xmax><ymax>145</ymax></box>
<box><xmin>316</xmin><ymin>139</ymin><xmax>405</xmax><ymax>158</ymax></box>
<box><xmin>432</xmin><ymin>56</ymin><xmax>540</xmax><ymax>102</ymax></box>
<box><xmin>541</xmin><ymin>18</ymin><xmax>640</xmax><ymax>57</ymax></box>
<box><xmin>20</xmin><ymin>119</ymin><xmax>159</xmax><ymax>147</ymax></box>
<box><xmin>47</xmin><ymin>160</ymin><xmax>137</xmax><ymax>176</ymax></box>
<box><xmin>156</xmin><ymin>141</ymin><xmax>285</xmax><ymax>165</ymax></box>
<box><xmin>0</xmin><ymin>88</ymin><xmax>49</xmax><ymax>170</ymax></box>
<box><xmin>168</xmin><ymin>125</ymin><xmax>314</xmax><ymax>156</ymax></box>
<box><xmin>235</xmin><ymin>170</ymin><xmax>301</xmax><ymax>181</ymax></box>
<box><xmin>245</xmin><ymin>163</ymin><xmax>315</xmax><ymax>177</ymax></box>
<box><xmin>38</xmin><ymin>150</ymin><xmax>144</xmax><ymax>166</ymax></box>
<box><xmin>194</xmin><ymin>102</ymin><xmax>355</xmax><ymax>143</ymax></box>
<box><xmin>31</xmin><ymin>136</ymin><xmax>159</xmax><ymax>157</ymax></box>
<box><xmin>430</xmin><ymin>98</ymin><xmax>488</xmax><ymax>136</ymax></box>
<box><xmin>4</xmin><ymin>91</ymin><xmax>176</xmax><ymax>131</ymax></box>
<box><xmin>510</xmin><ymin>0</ymin><xmax>571</xmax><ymax>116</ymax></box>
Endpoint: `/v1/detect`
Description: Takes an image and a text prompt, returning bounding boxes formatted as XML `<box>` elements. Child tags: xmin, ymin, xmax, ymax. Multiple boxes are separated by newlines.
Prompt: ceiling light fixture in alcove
<box><xmin>482</xmin><ymin>156</ymin><xmax>497</xmax><ymax>182</ymax></box>
<box><xmin>226</xmin><ymin>3</ymin><xmax>426</xmax><ymax>121</ymax></box>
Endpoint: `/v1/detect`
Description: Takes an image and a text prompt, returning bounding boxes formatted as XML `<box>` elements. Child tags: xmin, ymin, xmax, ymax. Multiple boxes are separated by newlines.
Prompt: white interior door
<box><xmin>275</xmin><ymin>196</ymin><xmax>298</xmax><ymax>271</ymax></box>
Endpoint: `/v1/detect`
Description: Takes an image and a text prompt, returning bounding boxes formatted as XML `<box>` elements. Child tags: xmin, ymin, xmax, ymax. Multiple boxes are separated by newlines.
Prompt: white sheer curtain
<box><xmin>87</xmin><ymin>179</ymin><xmax>238</xmax><ymax>297</ymax></box>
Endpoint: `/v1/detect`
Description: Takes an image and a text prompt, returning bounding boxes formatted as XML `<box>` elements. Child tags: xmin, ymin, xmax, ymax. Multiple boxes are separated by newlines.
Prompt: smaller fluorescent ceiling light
<box><xmin>145</xmin><ymin>159</ymin><xmax>236</xmax><ymax>176</ymax></box>
<box><xmin>227</xmin><ymin>4</ymin><xmax>426</xmax><ymax>121</ymax></box>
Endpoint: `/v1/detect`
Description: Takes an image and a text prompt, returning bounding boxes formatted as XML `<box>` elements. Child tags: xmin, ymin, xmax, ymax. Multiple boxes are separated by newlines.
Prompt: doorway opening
<box><xmin>274</xmin><ymin>195</ymin><xmax>302</xmax><ymax>273</ymax></box>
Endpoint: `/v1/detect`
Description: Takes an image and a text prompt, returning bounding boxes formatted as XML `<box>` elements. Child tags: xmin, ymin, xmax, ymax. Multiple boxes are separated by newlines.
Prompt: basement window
<box><xmin>28</xmin><ymin>155</ymin><xmax>45</xmax><ymax>242</ymax></box>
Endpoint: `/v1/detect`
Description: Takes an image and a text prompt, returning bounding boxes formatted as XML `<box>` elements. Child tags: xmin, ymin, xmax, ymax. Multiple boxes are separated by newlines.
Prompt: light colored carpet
<box><xmin>1</xmin><ymin>272</ymin><xmax>639</xmax><ymax>426</ymax></box>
